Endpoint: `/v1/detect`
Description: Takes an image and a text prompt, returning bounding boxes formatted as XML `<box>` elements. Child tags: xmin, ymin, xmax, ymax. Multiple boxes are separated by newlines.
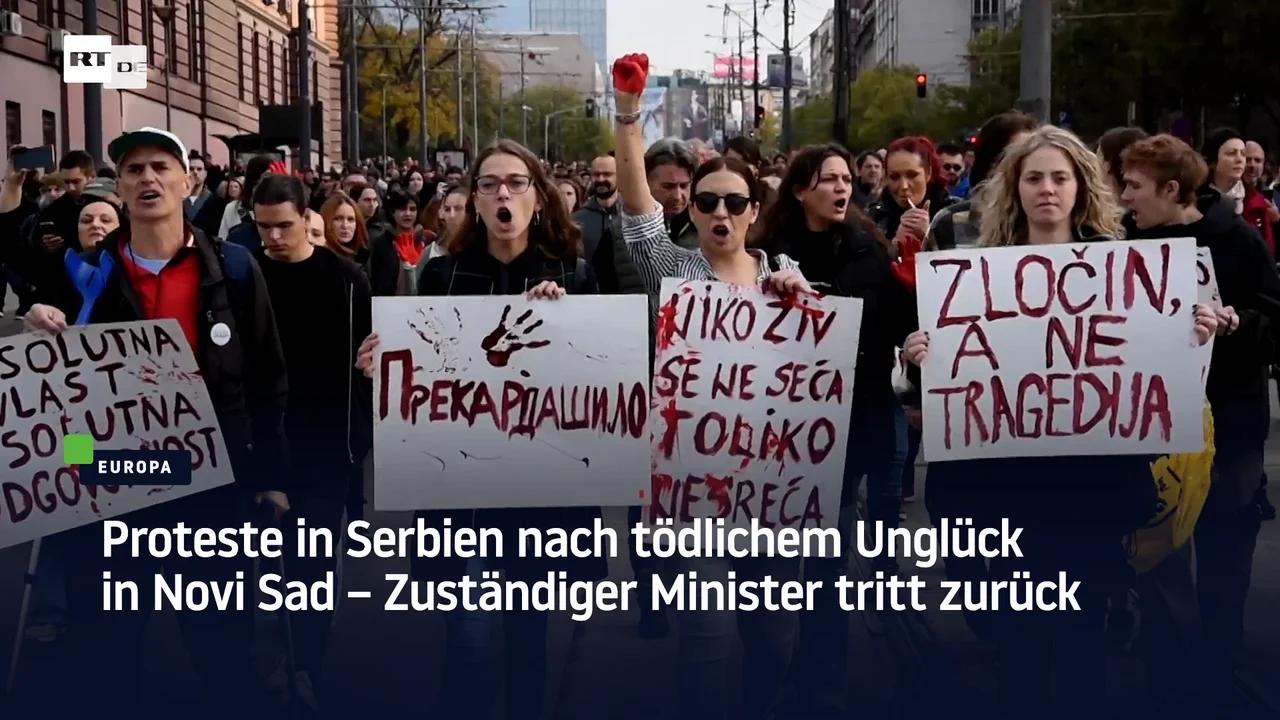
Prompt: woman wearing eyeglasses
<box><xmin>611</xmin><ymin>52</ymin><xmax>809</xmax><ymax>720</ymax></box>
<box><xmin>355</xmin><ymin>139</ymin><xmax>604</xmax><ymax>720</ymax></box>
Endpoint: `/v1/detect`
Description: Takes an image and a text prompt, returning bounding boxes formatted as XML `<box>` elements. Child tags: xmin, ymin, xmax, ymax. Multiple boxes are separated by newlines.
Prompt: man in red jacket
<box><xmin>1244</xmin><ymin>140</ymin><xmax>1279</xmax><ymax>257</ymax></box>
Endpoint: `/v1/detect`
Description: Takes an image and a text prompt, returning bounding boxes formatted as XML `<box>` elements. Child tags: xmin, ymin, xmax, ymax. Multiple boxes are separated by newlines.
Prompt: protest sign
<box><xmin>0</xmin><ymin>321</ymin><xmax>234</xmax><ymax>549</ymax></box>
<box><xmin>915</xmin><ymin>238</ymin><xmax>1203</xmax><ymax>461</ymax></box>
<box><xmin>647</xmin><ymin>279</ymin><xmax>861</xmax><ymax>530</ymax></box>
<box><xmin>1196</xmin><ymin>246</ymin><xmax>1219</xmax><ymax>387</ymax></box>
<box><xmin>372</xmin><ymin>296</ymin><xmax>650</xmax><ymax>510</ymax></box>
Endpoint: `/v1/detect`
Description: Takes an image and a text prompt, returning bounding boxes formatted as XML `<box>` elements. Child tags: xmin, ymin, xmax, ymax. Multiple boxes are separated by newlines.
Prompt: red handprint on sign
<box><xmin>481</xmin><ymin>305</ymin><xmax>551</xmax><ymax>367</ymax></box>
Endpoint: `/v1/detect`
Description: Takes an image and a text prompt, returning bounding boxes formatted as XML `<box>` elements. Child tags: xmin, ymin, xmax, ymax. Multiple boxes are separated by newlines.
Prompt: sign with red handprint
<box><xmin>372</xmin><ymin>295</ymin><xmax>650</xmax><ymax>510</ymax></box>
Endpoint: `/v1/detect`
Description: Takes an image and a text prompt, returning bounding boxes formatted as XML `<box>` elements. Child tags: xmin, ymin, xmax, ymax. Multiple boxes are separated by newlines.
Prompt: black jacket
<box><xmin>575</xmin><ymin>195</ymin><xmax>646</xmax><ymax>295</ymax></box>
<box><xmin>869</xmin><ymin>183</ymin><xmax>957</xmax><ymax>240</ymax></box>
<box><xmin>75</xmin><ymin>227</ymin><xmax>290</xmax><ymax>492</ymax></box>
<box><xmin>412</xmin><ymin>241</ymin><xmax>606</xmax><ymax>583</ymax></box>
<box><xmin>357</xmin><ymin>228</ymin><xmax>402</xmax><ymax>296</ymax></box>
<box><xmin>186</xmin><ymin>188</ymin><xmax>227</xmax><ymax>241</ymax></box>
<box><xmin>23</xmin><ymin>193</ymin><xmax>89</xmax><ymax>314</ymax></box>
<box><xmin>1126</xmin><ymin>189</ymin><xmax>1280</xmax><ymax>453</ymax></box>
<box><xmin>255</xmin><ymin>247</ymin><xmax>373</xmax><ymax>492</ymax></box>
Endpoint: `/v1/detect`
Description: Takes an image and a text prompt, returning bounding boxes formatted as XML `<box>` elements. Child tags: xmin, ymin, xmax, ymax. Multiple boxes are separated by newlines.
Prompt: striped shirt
<box><xmin>621</xmin><ymin>201</ymin><xmax>801</xmax><ymax>298</ymax></box>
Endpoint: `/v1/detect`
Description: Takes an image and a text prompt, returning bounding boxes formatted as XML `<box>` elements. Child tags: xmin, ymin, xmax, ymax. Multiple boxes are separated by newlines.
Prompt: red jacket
<box><xmin>1243</xmin><ymin>184</ymin><xmax>1275</xmax><ymax>257</ymax></box>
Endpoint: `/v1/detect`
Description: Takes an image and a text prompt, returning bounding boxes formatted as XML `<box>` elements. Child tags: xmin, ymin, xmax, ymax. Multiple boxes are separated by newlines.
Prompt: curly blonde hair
<box><xmin>978</xmin><ymin>125</ymin><xmax>1123</xmax><ymax>247</ymax></box>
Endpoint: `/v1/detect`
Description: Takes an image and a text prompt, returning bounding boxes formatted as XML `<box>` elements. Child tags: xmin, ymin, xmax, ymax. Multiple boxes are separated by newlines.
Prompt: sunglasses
<box><xmin>942</xmin><ymin>163</ymin><xmax>964</xmax><ymax>172</ymax></box>
<box><xmin>692</xmin><ymin>192</ymin><xmax>751</xmax><ymax>215</ymax></box>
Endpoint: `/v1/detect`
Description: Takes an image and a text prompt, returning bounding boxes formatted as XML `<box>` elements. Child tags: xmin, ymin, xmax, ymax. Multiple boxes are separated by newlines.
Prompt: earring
<box><xmin>534</xmin><ymin>210</ymin><xmax>542</xmax><ymax>226</ymax></box>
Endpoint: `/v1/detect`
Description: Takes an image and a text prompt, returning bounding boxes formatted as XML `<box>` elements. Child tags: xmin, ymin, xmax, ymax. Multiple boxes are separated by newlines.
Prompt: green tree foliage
<box><xmin>354</xmin><ymin>7</ymin><xmax>503</xmax><ymax>161</ymax></box>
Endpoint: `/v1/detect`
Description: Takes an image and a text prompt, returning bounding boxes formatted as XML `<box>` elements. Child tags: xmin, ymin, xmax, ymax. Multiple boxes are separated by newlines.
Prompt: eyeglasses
<box><xmin>942</xmin><ymin>163</ymin><xmax>964</xmax><ymax>172</ymax></box>
<box><xmin>692</xmin><ymin>192</ymin><xmax>751</xmax><ymax>215</ymax></box>
<box><xmin>476</xmin><ymin>174</ymin><xmax>533</xmax><ymax>195</ymax></box>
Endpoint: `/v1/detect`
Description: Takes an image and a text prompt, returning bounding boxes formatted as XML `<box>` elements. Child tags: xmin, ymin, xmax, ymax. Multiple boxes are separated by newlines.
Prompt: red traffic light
<box><xmin>915</xmin><ymin>73</ymin><xmax>927</xmax><ymax>85</ymax></box>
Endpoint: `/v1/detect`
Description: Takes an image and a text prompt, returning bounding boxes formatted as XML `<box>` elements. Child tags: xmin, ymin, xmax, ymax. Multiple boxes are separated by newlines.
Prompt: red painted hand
<box><xmin>612</xmin><ymin>53</ymin><xmax>650</xmax><ymax>96</ymax></box>
<box><xmin>892</xmin><ymin>233</ymin><xmax>923</xmax><ymax>290</ymax></box>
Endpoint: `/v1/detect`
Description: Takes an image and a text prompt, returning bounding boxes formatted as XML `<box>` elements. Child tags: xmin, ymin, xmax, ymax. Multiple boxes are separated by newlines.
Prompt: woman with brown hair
<box><xmin>355</xmin><ymin>138</ymin><xmax>602</xmax><ymax>720</ymax></box>
<box><xmin>319</xmin><ymin>191</ymin><xmax>399</xmax><ymax>295</ymax></box>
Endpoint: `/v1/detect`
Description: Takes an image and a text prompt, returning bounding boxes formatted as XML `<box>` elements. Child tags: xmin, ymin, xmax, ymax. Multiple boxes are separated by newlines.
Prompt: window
<box><xmin>142</xmin><ymin>0</ymin><xmax>155</xmax><ymax>67</ymax></box>
<box><xmin>37</xmin><ymin>0</ymin><xmax>52</xmax><ymax>25</ymax></box>
<box><xmin>237</xmin><ymin>24</ymin><xmax>246</xmax><ymax>101</ymax></box>
<box><xmin>254</xmin><ymin>31</ymin><xmax>263</xmax><ymax>104</ymax></box>
<box><xmin>5</xmin><ymin>102</ymin><xmax>20</xmax><ymax>148</ymax></box>
<box><xmin>187</xmin><ymin>1</ymin><xmax>198</xmax><ymax>80</ymax></box>
<box><xmin>166</xmin><ymin>17</ymin><xmax>177</xmax><ymax>74</ymax></box>
<box><xmin>311</xmin><ymin>60</ymin><xmax>318</xmax><ymax>106</ymax></box>
<box><xmin>267</xmin><ymin>37</ymin><xmax>275</xmax><ymax>103</ymax></box>
<box><xmin>41</xmin><ymin>110</ymin><xmax>56</xmax><ymax>147</ymax></box>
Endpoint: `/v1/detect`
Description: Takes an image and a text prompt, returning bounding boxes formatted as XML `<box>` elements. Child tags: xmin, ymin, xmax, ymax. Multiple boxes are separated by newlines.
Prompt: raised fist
<box><xmin>612</xmin><ymin>53</ymin><xmax>649</xmax><ymax>97</ymax></box>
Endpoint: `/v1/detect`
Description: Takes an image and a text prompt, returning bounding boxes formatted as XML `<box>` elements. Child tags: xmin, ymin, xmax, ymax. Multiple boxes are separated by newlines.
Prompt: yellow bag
<box><xmin>1125</xmin><ymin>403</ymin><xmax>1214</xmax><ymax>574</ymax></box>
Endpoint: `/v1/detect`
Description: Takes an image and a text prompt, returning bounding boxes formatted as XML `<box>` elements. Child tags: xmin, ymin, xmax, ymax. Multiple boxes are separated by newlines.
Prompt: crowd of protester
<box><xmin>2</xmin><ymin>48</ymin><xmax>1280</xmax><ymax>720</ymax></box>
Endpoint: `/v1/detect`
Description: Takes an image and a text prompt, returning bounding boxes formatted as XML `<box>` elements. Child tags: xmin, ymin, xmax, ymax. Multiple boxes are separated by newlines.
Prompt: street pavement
<box><xmin>0</xmin><ymin>291</ymin><xmax>1277</xmax><ymax>719</ymax></box>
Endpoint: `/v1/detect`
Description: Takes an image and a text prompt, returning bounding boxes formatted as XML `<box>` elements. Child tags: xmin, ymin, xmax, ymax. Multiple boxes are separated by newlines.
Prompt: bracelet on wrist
<box><xmin>615</xmin><ymin>110</ymin><xmax>642</xmax><ymax>124</ymax></box>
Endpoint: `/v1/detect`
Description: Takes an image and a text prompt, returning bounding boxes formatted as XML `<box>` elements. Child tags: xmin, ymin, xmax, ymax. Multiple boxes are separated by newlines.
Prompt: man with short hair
<box><xmin>222</xmin><ymin>155</ymin><xmax>277</xmax><ymax>249</ymax></box>
<box><xmin>13</xmin><ymin>150</ymin><xmax>99</xmax><ymax>313</ymax></box>
<box><xmin>937</xmin><ymin>142</ymin><xmax>969</xmax><ymax>198</ymax></box>
<box><xmin>643</xmin><ymin>138</ymin><xmax>697</xmax><ymax>248</ymax></box>
<box><xmin>24</xmin><ymin>127</ymin><xmax>289</xmax><ymax>717</ymax></box>
<box><xmin>576</xmin><ymin>153</ymin><xmax>642</xmax><ymax>295</ymax></box>
<box><xmin>251</xmin><ymin>174</ymin><xmax>372</xmax><ymax>697</ymax></box>
<box><xmin>185</xmin><ymin>151</ymin><xmax>226</xmax><ymax>240</ymax></box>
<box><xmin>341</xmin><ymin>171</ymin><xmax>368</xmax><ymax>194</ymax></box>
<box><xmin>1123</xmin><ymin>133</ymin><xmax>1280</xmax><ymax>692</ymax></box>
<box><xmin>1243</xmin><ymin>140</ymin><xmax>1279</xmax><ymax>255</ymax></box>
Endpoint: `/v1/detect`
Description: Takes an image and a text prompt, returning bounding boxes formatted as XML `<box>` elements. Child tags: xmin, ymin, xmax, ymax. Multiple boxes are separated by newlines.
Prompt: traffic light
<box><xmin>754</xmin><ymin>105</ymin><xmax>765</xmax><ymax>127</ymax></box>
<box><xmin>915</xmin><ymin>73</ymin><xmax>928</xmax><ymax>99</ymax></box>
<box><xmin>585</xmin><ymin>97</ymin><xmax>596</xmax><ymax>119</ymax></box>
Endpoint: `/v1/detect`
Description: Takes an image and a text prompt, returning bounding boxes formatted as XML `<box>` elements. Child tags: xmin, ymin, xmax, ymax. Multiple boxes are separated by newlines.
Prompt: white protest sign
<box><xmin>1196</xmin><ymin>246</ymin><xmax>1219</xmax><ymax>388</ymax></box>
<box><xmin>0</xmin><ymin>321</ymin><xmax>234</xmax><ymax>549</ymax></box>
<box><xmin>647</xmin><ymin>279</ymin><xmax>862</xmax><ymax>530</ymax></box>
<box><xmin>372</xmin><ymin>295</ymin><xmax>650</xmax><ymax>510</ymax></box>
<box><xmin>915</xmin><ymin>238</ymin><xmax>1203</xmax><ymax>461</ymax></box>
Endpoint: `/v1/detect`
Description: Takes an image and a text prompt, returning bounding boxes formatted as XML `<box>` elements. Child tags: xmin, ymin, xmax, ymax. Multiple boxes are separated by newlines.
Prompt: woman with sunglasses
<box><xmin>356</xmin><ymin>139</ymin><xmax>604</xmax><ymax>720</ymax></box>
<box><xmin>612</xmin><ymin>52</ymin><xmax>808</xmax><ymax>720</ymax></box>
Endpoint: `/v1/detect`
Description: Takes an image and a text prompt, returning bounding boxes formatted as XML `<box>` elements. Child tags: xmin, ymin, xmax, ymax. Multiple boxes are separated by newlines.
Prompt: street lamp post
<box><xmin>379</xmin><ymin>73</ymin><xmax>392</xmax><ymax>164</ymax></box>
<box><xmin>543</xmin><ymin>107</ymin><xmax>574</xmax><ymax>162</ymax></box>
<box><xmin>152</xmin><ymin>4</ymin><xmax>176</xmax><ymax>130</ymax></box>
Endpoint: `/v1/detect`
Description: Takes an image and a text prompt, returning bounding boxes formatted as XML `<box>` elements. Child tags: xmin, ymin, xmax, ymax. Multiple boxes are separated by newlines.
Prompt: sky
<box><xmin>605</xmin><ymin>0</ymin><xmax>831</xmax><ymax>76</ymax></box>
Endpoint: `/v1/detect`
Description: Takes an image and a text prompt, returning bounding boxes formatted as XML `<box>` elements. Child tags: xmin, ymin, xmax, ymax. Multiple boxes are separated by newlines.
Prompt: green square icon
<box><xmin>63</xmin><ymin>434</ymin><xmax>95</xmax><ymax>465</ymax></box>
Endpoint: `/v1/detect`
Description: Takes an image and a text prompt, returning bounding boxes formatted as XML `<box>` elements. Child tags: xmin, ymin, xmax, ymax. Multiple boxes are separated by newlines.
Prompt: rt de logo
<box><xmin>64</xmin><ymin>434</ymin><xmax>191</xmax><ymax>486</ymax></box>
<box><xmin>63</xmin><ymin>35</ymin><xmax>148</xmax><ymax>90</ymax></box>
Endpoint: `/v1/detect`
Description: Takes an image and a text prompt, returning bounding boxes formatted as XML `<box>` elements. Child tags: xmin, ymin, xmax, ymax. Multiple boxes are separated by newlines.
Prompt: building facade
<box><xmin>847</xmin><ymin>0</ymin><xmax>1021</xmax><ymax>87</ymax></box>
<box><xmin>0</xmin><ymin>0</ymin><xmax>343</xmax><ymax>168</ymax></box>
<box><xmin>478</xmin><ymin>31</ymin><xmax>600</xmax><ymax>99</ymax></box>
<box><xmin>480</xmin><ymin>0</ymin><xmax>605</xmax><ymax>84</ymax></box>
<box><xmin>808</xmin><ymin>8</ymin><xmax>835</xmax><ymax>97</ymax></box>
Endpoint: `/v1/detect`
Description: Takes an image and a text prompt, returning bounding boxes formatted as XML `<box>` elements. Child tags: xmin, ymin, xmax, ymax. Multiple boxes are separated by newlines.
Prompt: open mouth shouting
<box><xmin>495</xmin><ymin>207</ymin><xmax>513</xmax><ymax>224</ymax></box>
<box><xmin>136</xmin><ymin>189</ymin><xmax>162</xmax><ymax>206</ymax></box>
<box><xmin>710</xmin><ymin>223</ymin><xmax>731</xmax><ymax>243</ymax></box>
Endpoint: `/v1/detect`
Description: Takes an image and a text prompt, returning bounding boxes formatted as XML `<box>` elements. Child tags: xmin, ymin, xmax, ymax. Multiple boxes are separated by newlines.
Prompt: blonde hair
<box><xmin>978</xmin><ymin>125</ymin><xmax>1123</xmax><ymax>247</ymax></box>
